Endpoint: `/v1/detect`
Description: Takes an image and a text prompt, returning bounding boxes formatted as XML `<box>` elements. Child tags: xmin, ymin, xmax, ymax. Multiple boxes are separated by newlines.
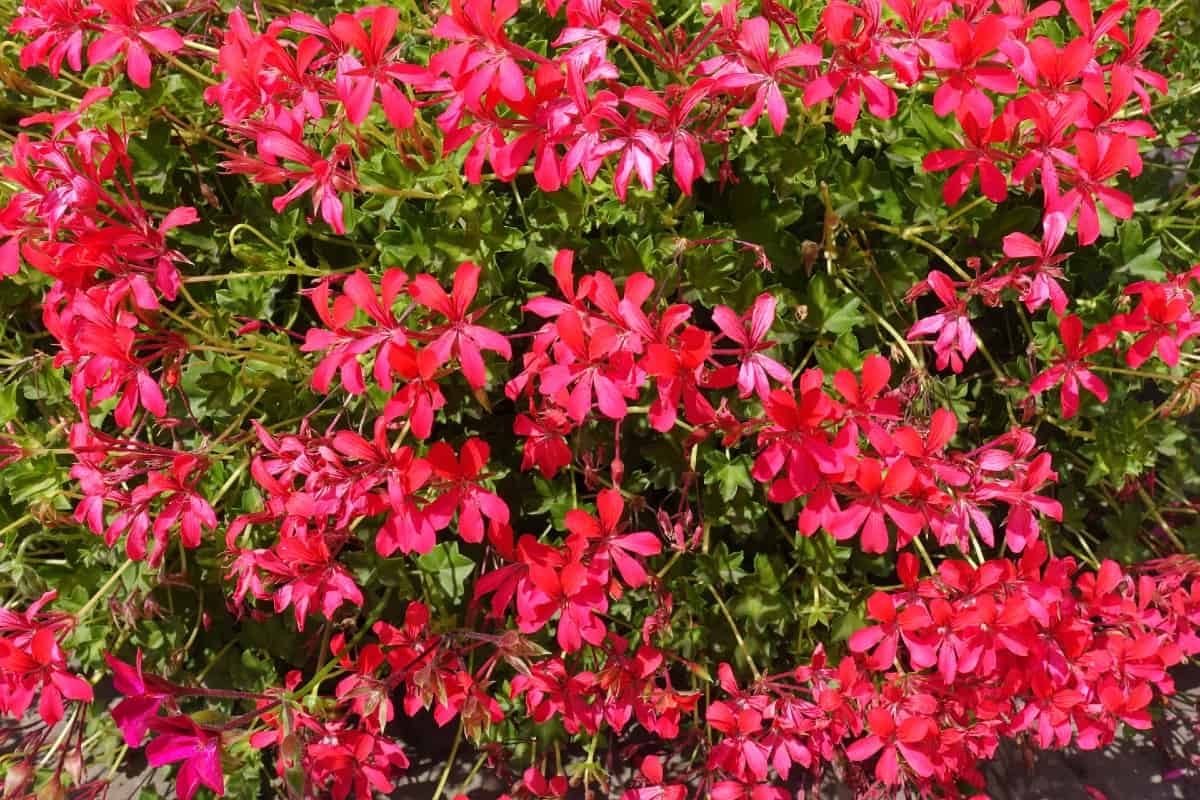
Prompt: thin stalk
<box><xmin>228</xmin><ymin>223</ymin><xmax>288</xmax><ymax>255</ymax></box>
<box><xmin>183</xmin><ymin>269</ymin><xmax>326</xmax><ymax>284</ymax></box>
<box><xmin>159</xmin><ymin>50</ymin><xmax>218</xmax><ymax>86</ymax></box>
<box><xmin>655</xmin><ymin>549</ymin><xmax>684</xmax><ymax>579</ymax></box>
<box><xmin>76</xmin><ymin>558</ymin><xmax>134</xmax><ymax>622</ymax></box>
<box><xmin>869</xmin><ymin>222</ymin><xmax>974</xmax><ymax>282</ymax></box>
<box><xmin>38</xmin><ymin>706</ymin><xmax>78</xmax><ymax>767</ymax></box>
<box><xmin>707</xmin><ymin>584</ymin><xmax>760</xmax><ymax>680</ymax></box>
<box><xmin>357</xmin><ymin>184</ymin><xmax>445</xmax><ymax>200</ymax></box>
<box><xmin>431</xmin><ymin>714</ymin><xmax>466</xmax><ymax>800</ymax></box>
<box><xmin>939</xmin><ymin>196</ymin><xmax>989</xmax><ymax>228</ymax></box>
<box><xmin>837</xmin><ymin>277</ymin><xmax>924</xmax><ymax>373</ymax></box>
<box><xmin>1092</xmin><ymin>365</ymin><xmax>1185</xmax><ymax>382</ymax></box>
<box><xmin>183</xmin><ymin>41</ymin><xmax>220</xmax><ymax>56</ymax></box>
<box><xmin>0</xmin><ymin>513</ymin><xmax>35</xmax><ymax>539</ymax></box>
<box><xmin>189</xmin><ymin>344</ymin><xmax>291</xmax><ymax>367</ymax></box>
<box><xmin>106</xmin><ymin>744</ymin><xmax>129</xmax><ymax>781</ymax></box>
<box><xmin>455</xmin><ymin>751</ymin><xmax>489</xmax><ymax>797</ymax></box>
<box><xmin>1137</xmin><ymin>485</ymin><xmax>1187</xmax><ymax>552</ymax></box>
<box><xmin>911</xmin><ymin>536</ymin><xmax>937</xmax><ymax>576</ymax></box>
<box><xmin>193</xmin><ymin>640</ymin><xmax>237</xmax><ymax>685</ymax></box>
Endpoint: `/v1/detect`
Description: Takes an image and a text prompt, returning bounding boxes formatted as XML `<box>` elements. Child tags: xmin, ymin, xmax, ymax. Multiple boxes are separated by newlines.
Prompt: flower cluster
<box><xmin>109</xmin><ymin>0</ymin><xmax>1158</xmax><ymax>247</ymax></box>
<box><xmin>1024</xmin><ymin>264</ymin><xmax>1200</xmax><ymax>418</ymax></box>
<box><xmin>1</xmin><ymin>1</ymin><xmax>1196</xmax><ymax>799</ymax></box>
<box><xmin>71</xmin><ymin>424</ymin><xmax>217</xmax><ymax>565</ymax></box>
<box><xmin>0</xmin><ymin>591</ymin><xmax>92</xmax><ymax>728</ymax></box>
<box><xmin>0</xmin><ymin>594</ymin><xmax>101</xmax><ymax>799</ymax></box>
<box><xmin>909</xmin><ymin>233</ymin><xmax>1200</xmax><ymax>384</ymax></box>
<box><xmin>703</xmin><ymin>549</ymin><xmax>1200</xmax><ymax>796</ymax></box>
<box><xmin>0</xmin><ymin>119</ymin><xmax>197</xmax><ymax>420</ymax></box>
<box><xmin>505</xmin><ymin>256</ymin><xmax>1063</xmax><ymax>554</ymax></box>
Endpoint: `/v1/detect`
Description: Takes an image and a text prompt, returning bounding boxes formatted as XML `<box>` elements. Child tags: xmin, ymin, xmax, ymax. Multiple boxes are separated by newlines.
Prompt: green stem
<box><xmin>0</xmin><ymin>513</ymin><xmax>34</xmax><ymax>539</ymax></box>
<box><xmin>159</xmin><ymin>50</ymin><xmax>218</xmax><ymax>86</ymax></box>
<box><xmin>911</xmin><ymin>536</ymin><xmax>938</xmax><ymax>576</ymax></box>
<box><xmin>193</xmin><ymin>640</ymin><xmax>236</xmax><ymax>684</ymax></box>
<box><xmin>184</xmin><ymin>269</ymin><xmax>323</xmax><ymax>283</ymax></box>
<box><xmin>189</xmin><ymin>344</ymin><xmax>291</xmax><ymax>367</ymax></box>
<box><xmin>939</xmin><ymin>196</ymin><xmax>989</xmax><ymax>228</ymax></box>
<box><xmin>1137</xmin><ymin>485</ymin><xmax>1187</xmax><ymax>552</ymax></box>
<box><xmin>836</xmin><ymin>276</ymin><xmax>924</xmax><ymax>373</ymax></box>
<box><xmin>211</xmin><ymin>387</ymin><xmax>266</xmax><ymax>447</ymax></box>
<box><xmin>38</xmin><ymin>706</ymin><xmax>78</xmax><ymax>767</ymax></box>
<box><xmin>183</xmin><ymin>40</ymin><xmax>220</xmax><ymax>56</ymax></box>
<box><xmin>76</xmin><ymin>558</ymin><xmax>134</xmax><ymax>622</ymax></box>
<box><xmin>1092</xmin><ymin>365</ymin><xmax>1185</xmax><ymax>382</ymax></box>
<box><xmin>228</xmin><ymin>223</ymin><xmax>288</xmax><ymax>255</ymax></box>
<box><xmin>297</xmin><ymin>587</ymin><xmax>394</xmax><ymax>696</ymax></box>
<box><xmin>707</xmin><ymin>584</ymin><xmax>760</xmax><ymax>681</ymax></box>
<box><xmin>655</xmin><ymin>550</ymin><xmax>684</xmax><ymax>579</ymax></box>
<box><xmin>455</xmin><ymin>751</ymin><xmax>489</xmax><ymax>797</ymax></box>
<box><xmin>357</xmin><ymin>184</ymin><xmax>445</xmax><ymax>200</ymax></box>
<box><xmin>209</xmin><ymin>459</ymin><xmax>249</xmax><ymax>507</ymax></box>
<box><xmin>106</xmin><ymin>744</ymin><xmax>129</xmax><ymax>781</ymax></box>
<box><xmin>869</xmin><ymin>222</ymin><xmax>974</xmax><ymax>282</ymax></box>
<box><xmin>431</xmin><ymin>714</ymin><xmax>465</xmax><ymax>800</ymax></box>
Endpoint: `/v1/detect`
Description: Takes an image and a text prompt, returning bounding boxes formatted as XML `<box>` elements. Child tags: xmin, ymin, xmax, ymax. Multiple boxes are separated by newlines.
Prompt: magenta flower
<box><xmin>907</xmin><ymin>271</ymin><xmax>977</xmax><ymax>373</ymax></box>
<box><xmin>146</xmin><ymin>715</ymin><xmax>225</xmax><ymax>800</ymax></box>
<box><xmin>711</xmin><ymin>293</ymin><xmax>793</xmax><ymax>401</ymax></box>
<box><xmin>408</xmin><ymin>262</ymin><xmax>513</xmax><ymax>389</ymax></box>
<box><xmin>1029</xmin><ymin>314</ymin><xmax>1112</xmax><ymax>419</ymax></box>
<box><xmin>106</xmin><ymin>649</ymin><xmax>174</xmax><ymax>746</ymax></box>
<box><xmin>87</xmin><ymin>0</ymin><xmax>184</xmax><ymax>89</ymax></box>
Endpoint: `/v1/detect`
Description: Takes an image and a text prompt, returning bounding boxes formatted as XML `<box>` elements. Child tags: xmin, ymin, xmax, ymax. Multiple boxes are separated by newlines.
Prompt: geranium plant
<box><xmin>1</xmin><ymin>0</ymin><xmax>1199</xmax><ymax>798</ymax></box>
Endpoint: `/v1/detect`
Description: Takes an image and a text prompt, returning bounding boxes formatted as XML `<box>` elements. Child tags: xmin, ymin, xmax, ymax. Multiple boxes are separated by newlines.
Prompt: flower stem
<box><xmin>431</xmin><ymin>713</ymin><xmax>465</xmax><ymax>800</ymax></box>
<box><xmin>357</xmin><ymin>184</ymin><xmax>445</xmax><ymax>200</ymax></box>
<box><xmin>75</xmin><ymin>558</ymin><xmax>134</xmax><ymax>622</ymax></box>
<box><xmin>1093</xmin><ymin>365</ymin><xmax>1185</xmax><ymax>382</ymax></box>
<box><xmin>707</xmin><ymin>584</ymin><xmax>760</xmax><ymax>680</ymax></box>
<box><xmin>159</xmin><ymin>50</ymin><xmax>218</xmax><ymax>87</ymax></box>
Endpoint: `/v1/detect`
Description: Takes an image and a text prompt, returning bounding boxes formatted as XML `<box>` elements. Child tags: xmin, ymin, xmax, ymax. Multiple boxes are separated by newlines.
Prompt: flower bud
<box><xmin>4</xmin><ymin>760</ymin><xmax>32</xmax><ymax>797</ymax></box>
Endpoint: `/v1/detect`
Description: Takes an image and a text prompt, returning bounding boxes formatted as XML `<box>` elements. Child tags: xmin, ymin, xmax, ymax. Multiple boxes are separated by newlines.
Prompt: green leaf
<box><xmin>416</xmin><ymin>542</ymin><xmax>476</xmax><ymax>601</ymax></box>
<box><xmin>0</xmin><ymin>384</ymin><xmax>17</xmax><ymax>425</ymax></box>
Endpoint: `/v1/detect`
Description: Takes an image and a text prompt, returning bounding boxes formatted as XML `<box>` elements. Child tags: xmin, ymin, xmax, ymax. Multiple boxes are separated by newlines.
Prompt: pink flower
<box><xmin>513</xmin><ymin>410</ymin><xmax>574</xmax><ymax>478</ymax></box>
<box><xmin>845</xmin><ymin>708</ymin><xmax>936</xmax><ymax>784</ymax></box>
<box><xmin>1002</xmin><ymin>211</ymin><xmax>1072</xmax><ymax>315</ymax></box>
<box><xmin>409</xmin><ymin>262</ymin><xmax>513</xmax><ymax>389</ymax></box>
<box><xmin>1029</xmin><ymin>315</ymin><xmax>1112</xmax><ymax>419</ymax></box>
<box><xmin>711</xmin><ymin>293</ymin><xmax>792</xmax><ymax>401</ymax></box>
<box><xmin>921</xmin><ymin>112</ymin><xmax>1011</xmax><ymax>205</ymax></box>
<box><xmin>430</xmin><ymin>0</ymin><xmax>529</xmax><ymax>110</ymax></box>
<box><xmin>1052</xmin><ymin>131</ymin><xmax>1140</xmax><ymax>246</ymax></box>
<box><xmin>0</xmin><ymin>626</ymin><xmax>93</xmax><ymax>726</ymax></box>
<box><xmin>803</xmin><ymin>1</ymin><xmax>897</xmax><ymax>133</ymax></box>
<box><xmin>426</xmin><ymin>438</ymin><xmax>510</xmax><ymax>544</ymax></box>
<box><xmin>146</xmin><ymin>715</ymin><xmax>225</xmax><ymax>800</ymax></box>
<box><xmin>106</xmin><ymin>649</ymin><xmax>174</xmax><ymax>746</ymax></box>
<box><xmin>330</xmin><ymin>7</ymin><xmax>427</xmax><ymax>128</ymax></box>
<box><xmin>710</xmin><ymin>17</ymin><xmax>821</xmax><ymax>135</ymax></box>
<box><xmin>826</xmin><ymin>457</ymin><xmax>925</xmax><ymax>552</ymax></box>
<box><xmin>255</xmin><ymin>132</ymin><xmax>353</xmax><ymax>235</ymax></box>
<box><xmin>87</xmin><ymin>0</ymin><xmax>184</xmax><ymax>89</ymax></box>
<box><xmin>622</xmin><ymin>755</ymin><xmax>686</xmax><ymax>800</ymax></box>
<box><xmin>907</xmin><ymin>271</ymin><xmax>977</xmax><ymax>373</ymax></box>
<box><xmin>565</xmin><ymin>489</ymin><xmax>661</xmax><ymax>589</ymax></box>
<box><xmin>9</xmin><ymin>0</ymin><xmax>97</xmax><ymax>77</ymax></box>
<box><xmin>926</xmin><ymin>15</ymin><xmax>1016</xmax><ymax>125</ymax></box>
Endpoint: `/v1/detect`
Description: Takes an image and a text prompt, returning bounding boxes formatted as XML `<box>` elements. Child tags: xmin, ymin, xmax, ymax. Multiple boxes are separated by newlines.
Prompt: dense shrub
<box><xmin>1</xmin><ymin>0</ymin><xmax>1200</xmax><ymax>798</ymax></box>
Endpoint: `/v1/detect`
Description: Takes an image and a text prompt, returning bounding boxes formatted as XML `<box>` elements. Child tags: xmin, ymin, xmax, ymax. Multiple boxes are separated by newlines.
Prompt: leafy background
<box><xmin>1</xmin><ymin>0</ymin><xmax>1199</xmax><ymax>794</ymax></box>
